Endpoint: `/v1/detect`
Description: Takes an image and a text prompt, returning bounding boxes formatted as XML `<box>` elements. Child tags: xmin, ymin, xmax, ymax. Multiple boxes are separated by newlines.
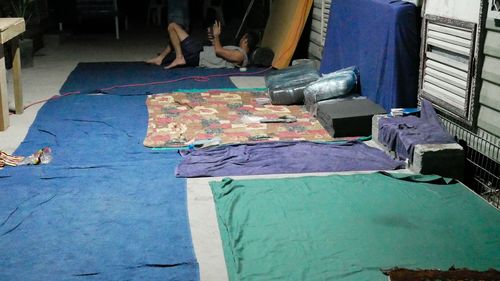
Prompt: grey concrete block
<box><xmin>372</xmin><ymin>114</ymin><xmax>464</xmax><ymax>179</ymax></box>
<box><xmin>410</xmin><ymin>143</ymin><xmax>464</xmax><ymax>180</ymax></box>
<box><xmin>371</xmin><ymin>114</ymin><xmax>399</xmax><ymax>159</ymax></box>
<box><xmin>371</xmin><ymin>114</ymin><xmax>388</xmax><ymax>147</ymax></box>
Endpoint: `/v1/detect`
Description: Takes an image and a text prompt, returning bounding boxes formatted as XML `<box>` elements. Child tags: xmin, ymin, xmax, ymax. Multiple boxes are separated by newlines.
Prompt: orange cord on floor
<box><xmin>10</xmin><ymin>66</ymin><xmax>272</xmax><ymax>114</ymax></box>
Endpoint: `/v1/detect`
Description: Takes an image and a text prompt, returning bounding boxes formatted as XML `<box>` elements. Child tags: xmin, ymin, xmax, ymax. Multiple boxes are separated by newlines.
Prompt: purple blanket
<box><xmin>176</xmin><ymin>141</ymin><xmax>404</xmax><ymax>178</ymax></box>
<box><xmin>378</xmin><ymin>100</ymin><xmax>456</xmax><ymax>160</ymax></box>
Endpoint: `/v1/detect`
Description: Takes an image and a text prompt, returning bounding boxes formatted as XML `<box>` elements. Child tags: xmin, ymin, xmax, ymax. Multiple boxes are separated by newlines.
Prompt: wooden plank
<box><xmin>426</xmin><ymin>59</ymin><xmax>468</xmax><ymax>80</ymax></box>
<box><xmin>426</xmin><ymin>52</ymin><xmax>469</xmax><ymax>71</ymax></box>
<box><xmin>427</xmin><ymin>30</ymin><xmax>471</xmax><ymax>48</ymax></box>
<box><xmin>0</xmin><ymin>18</ymin><xmax>26</xmax><ymax>129</ymax></box>
<box><xmin>428</xmin><ymin>22</ymin><xmax>472</xmax><ymax>39</ymax></box>
<box><xmin>482</xmin><ymin>56</ymin><xmax>500</xmax><ymax>84</ymax></box>
<box><xmin>308</xmin><ymin>43</ymin><xmax>323</xmax><ymax>59</ymax></box>
<box><xmin>11</xmin><ymin>38</ymin><xmax>23</xmax><ymax>114</ymax></box>
<box><xmin>479</xmin><ymin>80</ymin><xmax>500</xmax><ymax>111</ymax></box>
<box><xmin>423</xmin><ymin>81</ymin><xmax>465</xmax><ymax>109</ymax></box>
<box><xmin>312</xmin><ymin>7</ymin><xmax>322</xmax><ymax>20</ymax></box>
<box><xmin>309</xmin><ymin>30</ymin><xmax>323</xmax><ymax>45</ymax></box>
<box><xmin>0</xmin><ymin>18</ymin><xmax>25</xmax><ymax>44</ymax></box>
<box><xmin>309</xmin><ymin>0</ymin><xmax>328</xmax><ymax>59</ymax></box>
<box><xmin>312</xmin><ymin>5</ymin><xmax>322</xmax><ymax>14</ymax></box>
<box><xmin>0</xmin><ymin>45</ymin><xmax>9</xmax><ymax>131</ymax></box>
<box><xmin>486</xmin><ymin>19</ymin><xmax>500</xmax><ymax>32</ymax></box>
<box><xmin>425</xmin><ymin>67</ymin><xmax>467</xmax><ymax>89</ymax></box>
<box><xmin>478</xmin><ymin>105</ymin><xmax>500</xmax><ymax>138</ymax></box>
<box><xmin>484</xmin><ymin>30</ymin><xmax>500</xmax><ymax>59</ymax></box>
<box><xmin>311</xmin><ymin>19</ymin><xmax>322</xmax><ymax>33</ymax></box>
<box><xmin>427</xmin><ymin>38</ymin><xmax>471</xmax><ymax>56</ymax></box>
<box><xmin>424</xmin><ymin>74</ymin><xmax>466</xmax><ymax>98</ymax></box>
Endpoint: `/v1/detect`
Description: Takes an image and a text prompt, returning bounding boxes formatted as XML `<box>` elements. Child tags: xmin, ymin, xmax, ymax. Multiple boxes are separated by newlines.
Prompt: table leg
<box><xmin>0</xmin><ymin>44</ymin><xmax>9</xmax><ymax>131</ymax></box>
<box><xmin>11</xmin><ymin>38</ymin><xmax>23</xmax><ymax>114</ymax></box>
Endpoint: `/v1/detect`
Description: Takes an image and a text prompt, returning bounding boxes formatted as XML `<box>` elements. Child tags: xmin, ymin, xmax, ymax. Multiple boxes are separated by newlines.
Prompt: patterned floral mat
<box><xmin>143</xmin><ymin>91</ymin><xmax>333</xmax><ymax>148</ymax></box>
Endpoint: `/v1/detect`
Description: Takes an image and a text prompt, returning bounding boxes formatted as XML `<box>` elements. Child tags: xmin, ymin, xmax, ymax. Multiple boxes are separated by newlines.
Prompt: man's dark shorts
<box><xmin>162</xmin><ymin>36</ymin><xmax>203</xmax><ymax>66</ymax></box>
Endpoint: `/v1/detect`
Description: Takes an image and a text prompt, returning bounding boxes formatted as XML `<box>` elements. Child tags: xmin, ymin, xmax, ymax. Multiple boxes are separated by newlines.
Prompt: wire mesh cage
<box><xmin>441</xmin><ymin>117</ymin><xmax>500</xmax><ymax>209</ymax></box>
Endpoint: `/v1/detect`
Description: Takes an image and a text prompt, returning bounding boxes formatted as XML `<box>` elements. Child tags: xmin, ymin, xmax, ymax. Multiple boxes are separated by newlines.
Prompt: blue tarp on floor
<box><xmin>0</xmin><ymin>93</ymin><xmax>199</xmax><ymax>281</ymax></box>
<box><xmin>320</xmin><ymin>0</ymin><xmax>420</xmax><ymax>111</ymax></box>
<box><xmin>59</xmin><ymin>62</ymin><xmax>252</xmax><ymax>95</ymax></box>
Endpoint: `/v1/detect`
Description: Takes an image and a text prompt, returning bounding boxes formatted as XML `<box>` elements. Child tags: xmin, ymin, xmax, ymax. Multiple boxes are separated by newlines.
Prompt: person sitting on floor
<box><xmin>146</xmin><ymin>21</ymin><xmax>259</xmax><ymax>69</ymax></box>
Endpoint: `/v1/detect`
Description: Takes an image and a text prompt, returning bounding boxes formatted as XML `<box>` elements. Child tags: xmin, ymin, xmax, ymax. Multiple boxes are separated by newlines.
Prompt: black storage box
<box><xmin>316</xmin><ymin>97</ymin><xmax>386</xmax><ymax>137</ymax></box>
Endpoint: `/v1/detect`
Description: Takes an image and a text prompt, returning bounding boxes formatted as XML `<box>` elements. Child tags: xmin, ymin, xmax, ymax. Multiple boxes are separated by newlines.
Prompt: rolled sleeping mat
<box><xmin>265</xmin><ymin>60</ymin><xmax>320</xmax><ymax>89</ymax></box>
<box><xmin>266</xmin><ymin>60</ymin><xmax>320</xmax><ymax>105</ymax></box>
<box><xmin>269</xmin><ymin>85</ymin><xmax>310</xmax><ymax>105</ymax></box>
<box><xmin>304</xmin><ymin>66</ymin><xmax>360</xmax><ymax>112</ymax></box>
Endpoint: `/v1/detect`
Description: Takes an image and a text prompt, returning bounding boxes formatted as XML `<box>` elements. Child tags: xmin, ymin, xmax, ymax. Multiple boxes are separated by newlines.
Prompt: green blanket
<box><xmin>210</xmin><ymin>172</ymin><xmax>500</xmax><ymax>281</ymax></box>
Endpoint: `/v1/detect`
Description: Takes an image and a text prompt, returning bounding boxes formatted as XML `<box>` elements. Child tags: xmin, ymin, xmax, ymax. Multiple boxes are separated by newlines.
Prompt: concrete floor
<box><xmin>0</xmin><ymin>24</ymin><xmax>167</xmax><ymax>153</ymax></box>
<box><xmin>0</xmin><ymin>23</ymin><xmax>409</xmax><ymax>281</ymax></box>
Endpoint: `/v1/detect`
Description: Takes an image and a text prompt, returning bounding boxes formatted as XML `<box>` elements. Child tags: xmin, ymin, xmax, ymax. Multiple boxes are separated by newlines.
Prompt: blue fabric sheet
<box><xmin>176</xmin><ymin>141</ymin><xmax>404</xmax><ymax>178</ymax></box>
<box><xmin>378</xmin><ymin>99</ymin><xmax>456</xmax><ymax>160</ymax></box>
<box><xmin>59</xmin><ymin>62</ymin><xmax>247</xmax><ymax>95</ymax></box>
<box><xmin>0</xmin><ymin>94</ymin><xmax>199</xmax><ymax>281</ymax></box>
<box><xmin>320</xmin><ymin>0</ymin><xmax>420</xmax><ymax>111</ymax></box>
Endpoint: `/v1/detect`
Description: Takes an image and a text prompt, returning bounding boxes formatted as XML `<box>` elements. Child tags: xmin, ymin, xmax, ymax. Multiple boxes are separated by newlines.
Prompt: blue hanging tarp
<box><xmin>320</xmin><ymin>0</ymin><xmax>420</xmax><ymax>111</ymax></box>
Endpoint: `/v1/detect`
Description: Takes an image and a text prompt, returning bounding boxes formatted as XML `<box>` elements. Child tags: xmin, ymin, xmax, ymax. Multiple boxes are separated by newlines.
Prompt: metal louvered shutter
<box><xmin>308</xmin><ymin>0</ymin><xmax>330</xmax><ymax>59</ymax></box>
<box><xmin>419</xmin><ymin>15</ymin><xmax>479</xmax><ymax>125</ymax></box>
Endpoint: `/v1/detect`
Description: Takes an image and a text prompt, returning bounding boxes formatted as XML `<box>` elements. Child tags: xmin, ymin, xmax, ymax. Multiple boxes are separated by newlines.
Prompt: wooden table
<box><xmin>0</xmin><ymin>18</ymin><xmax>25</xmax><ymax>131</ymax></box>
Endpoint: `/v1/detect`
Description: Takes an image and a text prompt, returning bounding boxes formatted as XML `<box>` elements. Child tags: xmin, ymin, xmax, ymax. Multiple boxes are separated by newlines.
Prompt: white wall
<box><xmin>425</xmin><ymin>0</ymin><xmax>482</xmax><ymax>23</ymax></box>
<box><xmin>488</xmin><ymin>0</ymin><xmax>500</xmax><ymax>19</ymax></box>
